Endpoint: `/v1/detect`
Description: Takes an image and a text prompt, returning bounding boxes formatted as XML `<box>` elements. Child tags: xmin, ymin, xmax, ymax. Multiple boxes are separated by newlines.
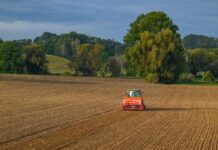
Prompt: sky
<box><xmin>0</xmin><ymin>0</ymin><xmax>218</xmax><ymax>42</ymax></box>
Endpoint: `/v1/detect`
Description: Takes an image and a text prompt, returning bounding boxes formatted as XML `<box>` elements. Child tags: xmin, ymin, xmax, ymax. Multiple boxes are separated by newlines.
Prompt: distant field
<box><xmin>46</xmin><ymin>55</ymin><xmax>72</xmax><ymax>74</ymax></box>
<box><xmin>177</xmin><ymin>78</ymin><xmax>218</xmax><ymax>86</ymax></box>
<box><xmin>0</xmin><ymin>74</ymin><xmax>217</xmax><ymax>149</ymax></box>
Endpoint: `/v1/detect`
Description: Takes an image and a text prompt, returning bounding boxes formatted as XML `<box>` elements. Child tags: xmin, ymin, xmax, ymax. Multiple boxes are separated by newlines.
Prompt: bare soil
<box><xmin>0</xmin><ymin>74</ymin><xmax>217</xmax><ymax>150</ymax></box>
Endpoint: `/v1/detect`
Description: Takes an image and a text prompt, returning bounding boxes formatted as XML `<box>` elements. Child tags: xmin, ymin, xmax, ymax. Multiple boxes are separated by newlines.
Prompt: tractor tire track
<box><xmin>0</xmin><ymin>75</ymin><xmax>217</xmax><ymax>150</ymax></box>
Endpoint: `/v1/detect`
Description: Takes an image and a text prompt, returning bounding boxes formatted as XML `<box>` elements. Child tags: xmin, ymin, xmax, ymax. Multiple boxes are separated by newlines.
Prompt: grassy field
<box><xmin>46</xmin><ymin>55</ymin><xmax>72</xmax><ymax>75</ymax></box>
<box><xmin>0</xmin><ymin>74</ymin><xmax>217</xmax><ymax>149</ymax></box>
<box><xmin>176</xmin><ymin>78</ymin><xmax>218</xmax><ymax>86</ymax></box>
<box><xmin>46</xmin><ymin>54</ymin><xmax>218</xmax><ymax>86</ymax></box>
<box><xmin>46</xmin><ymin>54</ymin><xmax>127</xmax><ymax>76</ymax></box>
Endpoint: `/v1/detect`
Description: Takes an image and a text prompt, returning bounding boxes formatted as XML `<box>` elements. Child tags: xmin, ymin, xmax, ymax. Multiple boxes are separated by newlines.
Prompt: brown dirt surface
<box><xmin>0</xmin><ymin>74</ymin><xmax>217</xmax><ymax>150</ymax></box>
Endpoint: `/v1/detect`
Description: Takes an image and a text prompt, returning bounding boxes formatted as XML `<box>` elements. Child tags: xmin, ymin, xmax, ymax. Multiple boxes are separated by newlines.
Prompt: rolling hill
<box><xmin>46</xmin><ymin>54</ymin><xmax>72</xmax><ymax>74</ymax></box>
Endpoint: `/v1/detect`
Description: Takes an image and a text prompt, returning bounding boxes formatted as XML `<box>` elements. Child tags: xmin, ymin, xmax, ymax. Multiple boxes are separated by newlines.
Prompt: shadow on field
<box><xmin>144</xmin><ymin>107</ymin><xmax>217</xmax><ymax>112</ymax></box>
<box><xmin>144</xmin><ymin>108</ymin><xmax>189</xmax><ymax>111</ymax></box>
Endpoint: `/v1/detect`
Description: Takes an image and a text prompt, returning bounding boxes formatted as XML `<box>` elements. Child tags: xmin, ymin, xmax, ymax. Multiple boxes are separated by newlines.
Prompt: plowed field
<box><xmin>0</xmin><ymin>74</ymin><xmax>217</xmax><ymax>150</ymax></box>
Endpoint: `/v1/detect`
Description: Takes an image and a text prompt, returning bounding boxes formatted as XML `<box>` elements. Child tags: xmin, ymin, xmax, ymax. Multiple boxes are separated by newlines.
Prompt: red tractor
<box><xmin>119</xmin><ymin>89</ymin><xmax>145</xmax><ymax>111</ymax></box>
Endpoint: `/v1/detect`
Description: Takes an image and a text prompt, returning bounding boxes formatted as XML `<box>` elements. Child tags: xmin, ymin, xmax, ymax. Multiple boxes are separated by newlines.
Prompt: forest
<box><xmin>1</xmin><ymin>11</ymin><xmax>218</xmax><ymax>83</ymax></box>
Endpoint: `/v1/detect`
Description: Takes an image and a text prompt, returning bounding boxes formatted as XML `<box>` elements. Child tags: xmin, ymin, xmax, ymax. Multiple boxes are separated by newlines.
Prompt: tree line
<box><xmin>123</xmin><ymin>11</ymin><xmax>218</xmax><ymax>83</ymax></box>
<box><xmin>0</xmin><ymin>36</ymin><xmax>124</xmax><ymax>76</ymax></box>
<box><xmin>1</xmin><ymin>11</ymin><xmax>218</xmax><ymax>83</ymax></box>
<box><xmin>183</xmin><ymin>34</ymin><xmax>218</xmax><ymax>49</ymax></box>
<box><xmin>34</xmin><ymin>31</ymin><xmax>125</xmax><ymax>58</ymax></box>
<box><xmin>0</xmin><ymin>41</ymin><xmax>47</xmax><ymax>74</ymax></box>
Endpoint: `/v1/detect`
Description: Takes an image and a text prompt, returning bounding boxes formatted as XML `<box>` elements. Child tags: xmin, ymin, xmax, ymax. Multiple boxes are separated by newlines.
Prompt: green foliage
<box><xmin>145</xmin><ymin>73</ymin><xmax>159</xmax><ymax>83</ymax></box>
<box><xmin>23</xmin><ymin>44</ymin><xmax>48</xmax><ymax>74</ymax></box>
<box><xmin>34</xmin><ymin>31</ymin><xmax>124</xmax><ymax>58</ymax></box>
<box><xmin>179</xmin><ymin>73</ymin><xmax>194</xmax><ymax>82</ymax></box>
<box><xmin>183</xmin><ymin>34</ymin><xmax>218</xmax><ymax>49</ymax></box>
<box><xmin>206</xmin><ymin>48</ymin><xmax>218</xmax><ymax>55</ymax></box>
<box><xmin>63</xmin><ymin>72</ymin><xmax>72</xmax><ymax>76</ymax></box>
<box><xmin>0</xmin><ymin>41</ymin><xmax>24</xmax><ymax>73</ymax></box>
<box><xmin>124</xmin><ymin>11</ymin><xmax>184</xmax><ymax>83</ymax></box>
<box><xmin>106</xmin><ymin>57</ymin><xmax>121</xmax><ymax>77</ymax></box>
<box><xmin>114</xmin><ymin>44</ymin><xmax>126</xmax><ymax>55</ymax></box>
<box><xmin>70</xmin><ymin>43</ymin><xmax>104</xmax><ymax>76</ymax></box>
<box><xmin>17</xmin><ymin>39</ymin><xmax>32</xmax><ymax>48</ymax></box>
<box><xmin>100</xmin><ymin>52</ymin><xmax>109</xmax><ymax>63</ymax></box>
<box><xmin>202</xmin><ymin>71</ymin><xmax>215</xmax><ymax>82</ymax></box>
<box><xmin>55</xmin><ymin>38</ymin><xmax>73</xmax><ymax>59</ymax></box>
<box><xmin>186</xmin><ymin>49</ymin><xmax>218</xmax><ymax>77</ymax></box>
<box><xmin>124</xmin><ymin>11</ymin><xmax>179</xmax><ymax>46</ymax></box>
<box><xmin>121</xmin><ymin>61</ymin><xmax>129</xmax><ymax>75</ymax></box>
<box><xmin>176</xmin><ymin>78</ymin><xmax>218</xmax><ymax>86</ymax></box>
<box><xmin>34</xmin><ymin>32</ymin><xmax>58</xmax><ymax>55</ymax></box>
<box><xmin>127</xmin><ymin>28</ymin><xmax>184</xmax><ymax>83</ymax></box>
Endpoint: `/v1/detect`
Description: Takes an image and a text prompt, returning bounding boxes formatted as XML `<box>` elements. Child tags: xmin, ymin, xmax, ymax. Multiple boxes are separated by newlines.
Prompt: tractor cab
<box><xmin>126</xmin><ymin>90</ymin><xmax>142</xmax><ymax>98</ymax></box>
<box><xmin>119</xmin><ymin>89</ymin><xmax>145</xmax><ymax>111</ymax></box>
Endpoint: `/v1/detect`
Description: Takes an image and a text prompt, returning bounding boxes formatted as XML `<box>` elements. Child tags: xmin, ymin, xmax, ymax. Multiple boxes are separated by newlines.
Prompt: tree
<box><xmin>127</xmin><ymin>29</ymin><xmax>184</xmax><ymax>83</ymax></box>
<box><xmin>23</xmin><ymin>44</ymin><xmax>48</xmax><ymax>74</ymax></box>
<box><xmin>17</xmin><ymin>39</ymin><xmax>32</xmax><ymax>47</ymax></box>
<box><xmin>209</xmin><ymin>59</ymin><xmax>218</xmax><ymax>77</ymax></box>
<box><xmin>57</xmin><ymin>39</ymin><xmax>73</xmax><ymax>58</ymax></box>
<box><xmin>100</xmin><ymin>52</ymin><xmax>109</xmax><ymax>63</ymax></box>
<box><xmin>122</xmin><ymin>61</ymin><xmax>129</xmax><ymax>75</ymax></box>
<box><xmin>179</xmin><ymin>73</ymin><xmax>194</xmax><ymax>82</ymax></box>
<box><xmin>34</xmin><ymin>31</ymin><xmax>124</xmax><ymax>58</ymax></box>
<box><xmin>183</xmin><ymin>34</ymin><xmax>218</xmax><ymax>49</ymax></box>
<box><xmin>0</xmin><ymin>41</ymin><xmax>24</xmax><ymax>73</ymax></box>
<box><xmin>187</xmin><ymin>49</ymin><xmax>218</xmax><ymax>77</ymax></box>
<box><xmin>106</xmin><ymin>58</ymin><xmax>121</xmax><ymax>77</ymax></box>
<box><xmin>124</xmin><ymin>11</ymin><xmax>179</xmax><ymax>47</ymax></box>
<box><xmin>70</xmin><ymin>43</ymin><xmax>104</xmax><ymax>76</ymax></box>
<box><xmin>202</xmin><ymin>71</ymin><xmax>215</xmax><ymax>82</ymax></box>
<box><xmin>124</xmin><ymin>11</ymin><xmax>184</xmax><ymax>83</ymax></box>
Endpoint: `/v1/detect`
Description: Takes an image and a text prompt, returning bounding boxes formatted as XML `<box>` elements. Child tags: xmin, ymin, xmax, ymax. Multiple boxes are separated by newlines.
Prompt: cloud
<box><xmin>0</xmin><ymin>20</ymin><xmax>122</xmax><ymax>41</ymax></box>
<box><xmin>0</xmin><ymin>0</ymin><xmax>218</xmax><ymax>41</ymax></box>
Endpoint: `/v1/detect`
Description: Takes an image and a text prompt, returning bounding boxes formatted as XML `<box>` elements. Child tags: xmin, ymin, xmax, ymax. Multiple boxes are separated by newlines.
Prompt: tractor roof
<box><xmin>127</xmin><ymin>89</ymin><xmax>141</xmax><ymax>92</ymax></box>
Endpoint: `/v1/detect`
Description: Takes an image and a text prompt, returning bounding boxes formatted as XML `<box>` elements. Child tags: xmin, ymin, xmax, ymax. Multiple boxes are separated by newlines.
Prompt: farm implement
<box><xmin>119</xmin><ymin>89</ymin><xmax>145</xmax><ymax>111</ymax></box>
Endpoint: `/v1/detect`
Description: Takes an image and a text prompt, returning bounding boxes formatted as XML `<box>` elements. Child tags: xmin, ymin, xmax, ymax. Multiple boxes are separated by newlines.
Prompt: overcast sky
<box><xmin>0</xmin><ymin>0</ymin><xmax>218</xmax><ymax>42</ymax></box>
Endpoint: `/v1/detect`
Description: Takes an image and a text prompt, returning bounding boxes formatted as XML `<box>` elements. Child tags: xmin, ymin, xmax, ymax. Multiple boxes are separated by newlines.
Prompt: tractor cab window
<box><xmin>127</xmin><ymin>91</ymin><xmax>141</xmax><ymax>97</ymax></box>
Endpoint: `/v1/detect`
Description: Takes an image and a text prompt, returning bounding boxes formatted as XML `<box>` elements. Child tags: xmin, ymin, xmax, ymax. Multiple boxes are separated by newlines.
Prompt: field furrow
<box><xmin>0</xmin><ymin>74</ymin><xmax>217</xmax><ymax>150</ymax></box>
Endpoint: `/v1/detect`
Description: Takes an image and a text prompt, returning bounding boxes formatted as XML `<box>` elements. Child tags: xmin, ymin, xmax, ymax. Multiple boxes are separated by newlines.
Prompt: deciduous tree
<box><xmin>70</xmin><ymin>43</ymin><xmax>104</xmax><ymax>76</ymax></box>
<box><xmin>23</xmin><ymin>44</ymin><xmax>48</xmax><ymax>74</ymax></box>
<box><xmin>124</xmin><ymin>11</ymin><xmax>184</xmax><ymax>83</ymax></box>
<box><xmin>106</xmin><ymin>58</ymin><xmax>121</xmax><ymax>77</ymax></box>
<box><xmin>0</xmin><ymin>41</ymin><xmax>24</xmax><ymax>73</ymax></box>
